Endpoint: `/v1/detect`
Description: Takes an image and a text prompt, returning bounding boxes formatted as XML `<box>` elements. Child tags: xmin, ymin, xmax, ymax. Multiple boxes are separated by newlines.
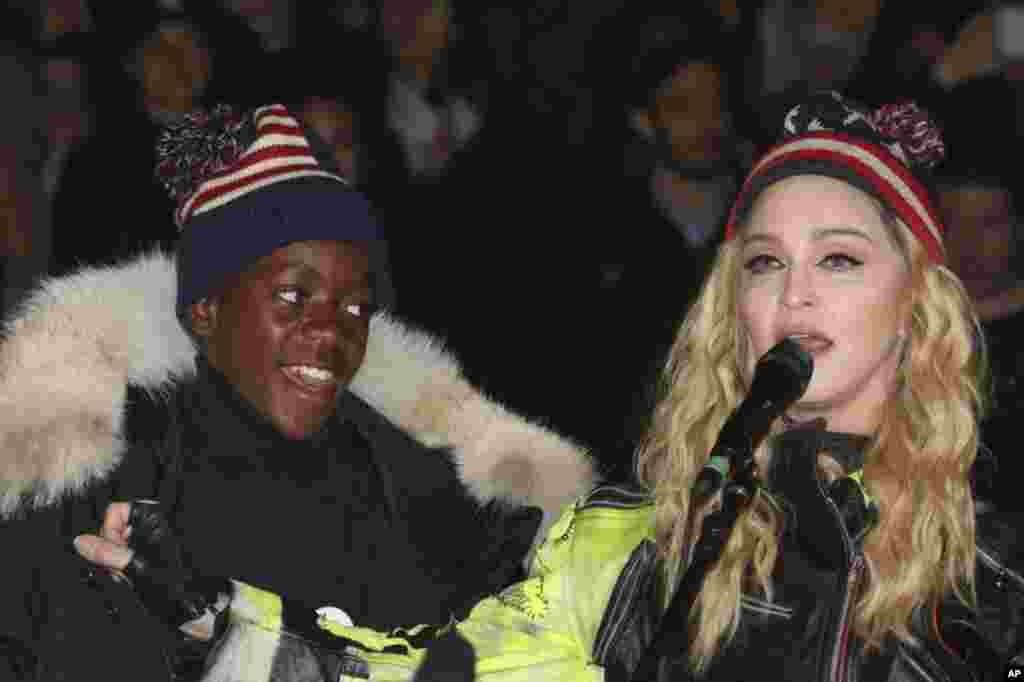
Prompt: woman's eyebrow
<box><xmin>740</xmin><ymin>226</ymin><xmax>876</xmax><ymax>247</ymax></box>
<box><xmin>810</xmin><ymin>226</ymin><xmax>876</xmax><ymax>244</ymax></box>
<box><xmin>739</xmin><ymin>232</ymin><xmax>778</xmax><ymax>248</ymax></box>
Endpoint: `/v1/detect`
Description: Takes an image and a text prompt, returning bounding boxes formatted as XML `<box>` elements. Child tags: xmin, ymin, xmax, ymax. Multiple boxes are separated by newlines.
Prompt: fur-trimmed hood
<box><xmin>0</xmin><ymin>251</ymin><xmax>596</xmax><ymax>538</ymax></box>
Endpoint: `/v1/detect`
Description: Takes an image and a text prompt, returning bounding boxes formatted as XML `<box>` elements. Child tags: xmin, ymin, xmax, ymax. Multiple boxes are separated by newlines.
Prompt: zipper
<box><xmin>827</xmin><ymin>554</ymin><xmax>865</xmax><ymax>682</ymax></box>
<box><xmin>818</xmin><ymin>433</ymin><xmax>866</xmax><ymax>682</ymax></box>
<box><xmin>592</xmin><ymin>541</ymin><xmax>658</xmax><ymax>665</ymax></box>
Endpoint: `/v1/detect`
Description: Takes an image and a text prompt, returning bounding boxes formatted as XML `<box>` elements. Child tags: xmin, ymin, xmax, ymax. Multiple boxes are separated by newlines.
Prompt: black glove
<box><xmin>123</xmin><ymin>501</ymin><xmax>230</xmax><ymax>632</ymax></box>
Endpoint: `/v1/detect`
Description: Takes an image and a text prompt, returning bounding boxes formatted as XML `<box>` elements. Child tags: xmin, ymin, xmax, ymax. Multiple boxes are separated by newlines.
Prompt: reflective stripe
<box><xmin>234</xmin><ymin>580</ymin><xmax>283</xmax><ymax>631</ymax></box>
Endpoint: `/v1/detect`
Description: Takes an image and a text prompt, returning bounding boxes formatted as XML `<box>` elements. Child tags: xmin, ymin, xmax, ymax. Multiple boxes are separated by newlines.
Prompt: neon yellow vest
<box><xmin>218</xmin><ymin>491</ymin><xmax>655</xmax><ymax>682</ymax></box>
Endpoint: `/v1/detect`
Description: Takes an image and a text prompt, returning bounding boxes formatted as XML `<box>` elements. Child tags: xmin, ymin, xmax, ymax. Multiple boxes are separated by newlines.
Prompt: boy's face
<box><xmin>191</xmin><ymin>240</ymin><xmax>374</xmax><ymax>439</ymax></box>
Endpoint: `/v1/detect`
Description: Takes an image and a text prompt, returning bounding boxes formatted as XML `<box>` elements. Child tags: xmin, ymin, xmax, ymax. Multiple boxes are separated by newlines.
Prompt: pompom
<box><xmin>868</xmin><ymin>100</ymin><xmax>945</xmax><ymax>169</ymax></box>
<box><xmin>154</xmin><ymin>104</ymin><xmax>255</xmax><ymax>206</ymax></box>
<box><xmin>780</xmin><ymin>91</ymin><xmax>946</xmax><ymax>170</ymax></box>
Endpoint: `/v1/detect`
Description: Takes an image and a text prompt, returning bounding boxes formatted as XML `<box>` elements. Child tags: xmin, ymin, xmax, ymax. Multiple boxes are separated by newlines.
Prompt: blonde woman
<box><xmin>631</xmin><ymin>90</ymin><xmax>995</xmax><ymax>681</ymax></box>
<box><xmin>80</xmin><ymin>92</ymin><xmax>1023</xmax><ymax>681</ymax></box>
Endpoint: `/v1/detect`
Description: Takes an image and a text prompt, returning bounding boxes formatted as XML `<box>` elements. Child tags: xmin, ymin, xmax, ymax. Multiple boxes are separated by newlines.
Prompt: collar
<box><xmin>192</xmin><ymin>354</ymin><xmax>338</xmax><ymax>450</ymax></box>
<box><xmin>766</xmin><ymin>427</ymin><xmax>875</xmax><ymax>570</ymax></box>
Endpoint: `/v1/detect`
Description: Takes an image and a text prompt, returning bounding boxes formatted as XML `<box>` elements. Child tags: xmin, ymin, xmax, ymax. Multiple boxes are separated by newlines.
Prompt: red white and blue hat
<box><xmin>155</xmin><ymin>103</ymin><xmax>381</xmax><ymax>311</ymax></box>
<box><xmin>724</xmin><ymin>91</ymin><xmax>947</xmax><ymax>263</ymax></box>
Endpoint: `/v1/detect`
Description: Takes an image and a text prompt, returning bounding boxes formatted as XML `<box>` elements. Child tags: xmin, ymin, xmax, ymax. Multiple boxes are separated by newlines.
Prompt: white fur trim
<box><xmin>0</xmin><ymin>252</ymin><xmax>596</xmax><ymax>538</ymax></box>
<box><xmin>352</xmin><ymin>315</ymin><xmax>597</xmax><ymax>540</ymax></box>
<box><xmin>0</xmin><ymin>250</ymin><xmax>195</xmax><ymax>516</ymax></box>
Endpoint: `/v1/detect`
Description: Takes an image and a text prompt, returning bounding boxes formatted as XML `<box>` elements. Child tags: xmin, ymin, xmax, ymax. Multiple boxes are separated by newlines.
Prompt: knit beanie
<box><xmin>154</xmin><ymin>103</ymin><xmax>382</xmax><ymax>312</ymax></box>
<box><xmin>724</xmin><ymin>91</ymin><xmax>947</xmax><ymax>262</ymax></box>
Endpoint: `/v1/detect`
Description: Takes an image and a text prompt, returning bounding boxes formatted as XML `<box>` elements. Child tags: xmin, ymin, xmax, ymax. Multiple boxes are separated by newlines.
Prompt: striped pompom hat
<box><xmin>155</xmin><ymin>103</ymin><xmax>381</xmax><ymax>311</ymax></box>
<box><xmin>724</xmin><ymin>91</ymin><xmax>946</xmax><ymax>262</ymax></box>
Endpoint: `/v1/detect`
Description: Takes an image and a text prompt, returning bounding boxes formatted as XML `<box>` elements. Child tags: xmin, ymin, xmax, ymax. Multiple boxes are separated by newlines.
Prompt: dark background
<box><xmin>3</xmin><ymin>0</ymin><xmax>1024</xmax><ymax>503</ymax></box>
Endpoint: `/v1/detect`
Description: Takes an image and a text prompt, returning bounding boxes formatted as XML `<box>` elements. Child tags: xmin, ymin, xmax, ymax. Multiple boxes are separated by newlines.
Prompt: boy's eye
<box><xmin>343</xmin><ymin>302</ymin><xmax>378</xmax><ymax>319</ymax></box>
<box><xmin>277</xmin><ymin>288</ymin><xmax>305</xmax><ymax>305</ymax></box>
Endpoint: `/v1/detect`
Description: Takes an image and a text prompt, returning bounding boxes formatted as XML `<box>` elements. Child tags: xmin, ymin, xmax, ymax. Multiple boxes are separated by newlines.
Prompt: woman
<box><xmin>134</xmin><ymin>92</ymin><xmax>1023</xmax><ymax>681</ymax></box>
<box><xmin>628</xmin><ymin>89</ymin><xmax>990</xmax><ymax>680</ymax></box>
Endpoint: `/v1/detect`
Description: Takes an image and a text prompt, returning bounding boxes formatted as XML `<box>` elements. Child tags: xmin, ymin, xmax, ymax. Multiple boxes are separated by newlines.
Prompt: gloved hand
<box><xmin>124</xmin><ymin>501</ymin><xmax>229</xmax><ymax>630</ymax></box>
<box><xmin>75</xmin><ymin>501</ymin><xmax>230</xmax><ymax>635</ymax></box>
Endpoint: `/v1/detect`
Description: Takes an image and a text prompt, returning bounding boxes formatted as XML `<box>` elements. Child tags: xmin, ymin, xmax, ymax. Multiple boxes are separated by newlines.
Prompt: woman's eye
<box><xmin>819</xmin><ymin>253</ymin><xmax>863</xmax><ymax>271</ymax></box>
<box><xmin>743</xmin><ymin>254</ymin><xmax>782</xmax><ymax>275</ymax></box>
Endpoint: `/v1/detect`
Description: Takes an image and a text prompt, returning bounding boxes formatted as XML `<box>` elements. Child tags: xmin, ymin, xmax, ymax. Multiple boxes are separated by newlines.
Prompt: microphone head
<box><xmin>747</xmin><ymin>337</ymin><xmax>814</xmax><ymax>412</ymax></box>
<box><xmin>702</xmin><ymin>336</ymin><xmax>816</xmax><ymax>484</ymax></box>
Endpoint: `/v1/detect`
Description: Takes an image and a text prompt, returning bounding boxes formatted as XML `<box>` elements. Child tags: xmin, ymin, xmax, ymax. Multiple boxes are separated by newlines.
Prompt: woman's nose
<box><xmin>781</xmin><ymin>268</ymin><xmax>817</xmax><ymax>309</ymax></box>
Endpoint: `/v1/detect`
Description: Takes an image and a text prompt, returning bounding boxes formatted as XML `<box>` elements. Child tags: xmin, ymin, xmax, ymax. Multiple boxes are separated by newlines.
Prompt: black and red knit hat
<box><xmin>724</xmin><ymin>91</ymin><xmax>947</xmax><ymax>262</ymax></box>
<box><xmin>155</xmin><ymin>103</ymin><xmax>381</xmax><ymax>312</ymax></box>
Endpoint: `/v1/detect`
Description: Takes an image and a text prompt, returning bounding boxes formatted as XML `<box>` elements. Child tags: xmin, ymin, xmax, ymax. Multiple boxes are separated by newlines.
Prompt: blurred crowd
<box><xmin>2</xmin><ymin>0</ymin><xmax>1024</xmax><ymax>507</ymax></box>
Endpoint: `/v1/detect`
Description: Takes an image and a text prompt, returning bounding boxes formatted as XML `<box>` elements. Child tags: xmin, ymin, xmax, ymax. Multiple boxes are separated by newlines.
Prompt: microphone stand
<box><xmin>628</xmin><ymin>452</ymin><xmax>760</xmax><ymax>682</ymax></box>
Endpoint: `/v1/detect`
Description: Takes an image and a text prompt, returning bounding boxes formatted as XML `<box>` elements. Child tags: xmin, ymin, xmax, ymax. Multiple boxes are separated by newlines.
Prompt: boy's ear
<box><xmin>188</xmin><ymin>298</ymin><xmax>219</xmax><ymax>340</ymax></box>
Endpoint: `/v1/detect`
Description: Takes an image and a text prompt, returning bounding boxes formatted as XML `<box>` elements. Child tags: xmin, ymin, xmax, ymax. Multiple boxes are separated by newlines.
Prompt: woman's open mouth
<box><xmin>787</xmin><ymin>333</ymin><xmax>833</xmax><ymax>355</ymax></box>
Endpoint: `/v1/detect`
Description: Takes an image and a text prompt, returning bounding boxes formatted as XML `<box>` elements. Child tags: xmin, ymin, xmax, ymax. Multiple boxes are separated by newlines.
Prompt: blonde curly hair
<box><xmin>636</xmin><ymin>210</ymin><xmax>985</xmax><ymax>672</ymax></box>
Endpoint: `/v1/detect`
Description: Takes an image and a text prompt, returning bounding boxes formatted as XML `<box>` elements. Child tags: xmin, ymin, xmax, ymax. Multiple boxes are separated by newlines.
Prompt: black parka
<box><xmin>0</xmin><ymin>253</ymin><xmax>596</xmax><ymax>681</ymax></box>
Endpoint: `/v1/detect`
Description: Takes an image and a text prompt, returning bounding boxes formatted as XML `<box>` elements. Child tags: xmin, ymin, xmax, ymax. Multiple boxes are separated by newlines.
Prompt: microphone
<box><xmin>692</xmin><ymin>337</ymin><xmax>814</xmax><ymax>501</ymax></box>
<box><xmin>123</xmin><ymin>501</ymin><xmax>229</xmax><ymax>631</ymax></box>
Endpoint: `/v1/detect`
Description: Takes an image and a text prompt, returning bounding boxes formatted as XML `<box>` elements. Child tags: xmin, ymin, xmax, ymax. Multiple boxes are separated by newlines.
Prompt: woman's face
<box><xmin>736</xmin><ymin>175</ymin><xmax>911</xmax><ymax>434</ymax></box>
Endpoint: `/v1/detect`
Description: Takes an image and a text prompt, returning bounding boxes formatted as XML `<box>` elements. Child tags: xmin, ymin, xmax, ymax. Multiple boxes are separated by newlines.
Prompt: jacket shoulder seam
<box><xmin>578</xmin><ymin>482</ymin><xmax>652</xmax><ymax>511</ymax></box>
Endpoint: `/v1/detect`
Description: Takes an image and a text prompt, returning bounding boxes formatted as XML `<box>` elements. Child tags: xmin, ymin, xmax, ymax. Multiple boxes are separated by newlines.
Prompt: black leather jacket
<box><xmin>595</xmin><ymin>429</ymin><xmax>1024</xmax><ymax>682</ymax></box>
